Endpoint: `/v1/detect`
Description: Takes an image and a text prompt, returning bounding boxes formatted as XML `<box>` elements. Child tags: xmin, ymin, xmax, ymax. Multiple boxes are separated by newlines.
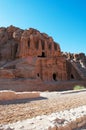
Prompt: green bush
<box><xmin>73</xmin><ymin>85</ymin><xmax>85</xmax><ymax>90</ymax></box>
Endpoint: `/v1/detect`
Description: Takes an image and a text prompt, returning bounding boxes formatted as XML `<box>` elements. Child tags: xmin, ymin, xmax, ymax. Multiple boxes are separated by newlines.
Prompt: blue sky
<box><xmin>0</xmin><ymin>0</ymin><xmax>86</xmax><ymax>54</ymax></box>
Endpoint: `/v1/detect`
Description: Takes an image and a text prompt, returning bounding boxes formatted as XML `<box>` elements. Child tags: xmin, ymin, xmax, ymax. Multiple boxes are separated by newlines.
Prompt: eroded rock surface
<box><xmin>0</xmin><ymin>25</ymin><xmax>86</xmax><ymax>88</ymax></box>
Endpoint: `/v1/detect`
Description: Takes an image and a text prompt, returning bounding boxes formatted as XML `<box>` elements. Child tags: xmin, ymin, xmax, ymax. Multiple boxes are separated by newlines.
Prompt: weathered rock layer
<box><xmin>0</xmin><ymin>25</ymin><xmax>86</xmax><ymax>90</ymax></box>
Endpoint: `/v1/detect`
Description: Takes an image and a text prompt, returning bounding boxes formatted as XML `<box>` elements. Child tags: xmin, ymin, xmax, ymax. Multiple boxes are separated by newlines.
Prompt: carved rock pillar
<box><xmin>19</xmin><ymin>38</ymin><xmax>28</xmax><ymax>57</ymax></box>
<box><xmin>38</xmin><ymin>39</ymin><xmax>42</xmax><ymax>56</ymax></box>
<box><xmin>29</xmin><ymin>35</ymin><xmax>35</xmax><ymax>50</ymax></box>
<box><xmin>51</xmin><ymin>42</ymin><xmax>55</xmax><ymax>57</ymax></box>
<box><xmin>44</xmin><ymin>40</ymin><xmax>48</xmax><ymax>56</ymax></box>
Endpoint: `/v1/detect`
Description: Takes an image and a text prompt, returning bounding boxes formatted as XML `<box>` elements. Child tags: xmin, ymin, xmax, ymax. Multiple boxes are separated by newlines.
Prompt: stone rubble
<box><xmin>0</xmin><ymin>105</ymin><xmax>86</xmax><ymax>130</ymax></box>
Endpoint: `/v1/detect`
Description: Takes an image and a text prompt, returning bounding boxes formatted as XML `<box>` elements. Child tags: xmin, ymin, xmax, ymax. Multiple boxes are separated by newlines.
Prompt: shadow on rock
<box><xmin>0</xmin><ymin>96</ymin><xmax>48</xmax><ymax>105</ymax></box>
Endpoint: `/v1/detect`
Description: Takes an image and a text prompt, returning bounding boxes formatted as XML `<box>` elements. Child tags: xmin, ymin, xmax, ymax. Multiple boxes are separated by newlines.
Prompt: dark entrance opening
<box><xmin>42</xmin><ymin>52</ymin><xmax>45</xmax><ymax>57</ymax></box>
<box><xmin>41</xmin><ymin>40</ymin><xmax>45</xmax><ymax>50</ymax></box>
<box><xmin>28</xmin><ymin>40</ymin><xmax>30</xmax><ymax>48</ymax></box>
<box><xmin>14</xmin><ymin>44</ymin><xmax>18</xmax><ymax>59</ymax></box>
<box><xmin>53</xmin><ymin>73</ymin><xmax>57</xmax><ymax>81</ymax></box>
<box><xmin>71</xmin><ymin>74</ymin><xmax>74</xmax><ymax>79</ymax></box>
<box><xmin>38</xmin><ymin>52</ymin><xmax>45</xmax><ymax>58</ymax></box>
<box><xmin>15</xmin><ymin>44</ymin><xmax>18</xmax><ymax>54</ymax></box>
<box><xmin>37</xmin><ymin>73</ymin><xmax>39</xmax><ymax>77</ymax></box>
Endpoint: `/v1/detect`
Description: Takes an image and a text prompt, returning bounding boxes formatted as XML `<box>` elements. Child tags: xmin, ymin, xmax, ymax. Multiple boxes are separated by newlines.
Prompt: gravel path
<box><xmin>0</xmin><ymin>91</ymin><xmax>86</xmax><ymax>125</ymax></box>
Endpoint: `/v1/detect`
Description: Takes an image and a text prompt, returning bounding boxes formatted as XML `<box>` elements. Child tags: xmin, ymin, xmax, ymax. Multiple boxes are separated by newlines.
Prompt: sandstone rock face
<box><xmin>0</xmin><ymin>26</ymin><xmax>61</xmax><ymax>60</ymax></box>
<box><xmin>62</xmin><ymin>52</ymin><xmax>86</xmax><ymax>80</ymax></box>
<box><xmin>0</xmin><ymin>25</ymin><xmax>86</xmax><ymax>82</ymax></box>
<box><xmin>0</xmin><ymin>69</ymin><xmax>15</xmax><ymax>78</ymax></box>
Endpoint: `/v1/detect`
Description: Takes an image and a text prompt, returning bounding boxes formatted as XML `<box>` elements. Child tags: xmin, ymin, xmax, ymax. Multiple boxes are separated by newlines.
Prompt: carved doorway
<box><xmin>42</xmin><ymin>52</ymin><xmax>45</xmax><ymax>57</ymax></box>
<box><xmin>53</xmin><ymin>73</ymin><xmax>57</xmax><ymax>81</ymax></box>
<box><xmin>71</xmin><ymin>74</ymin><xmax>74</xmax><ymax>79</ymax></box>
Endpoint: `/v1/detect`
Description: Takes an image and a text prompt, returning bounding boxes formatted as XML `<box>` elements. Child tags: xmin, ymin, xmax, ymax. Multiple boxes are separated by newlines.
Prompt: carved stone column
<box><xmin>19</xmin><ymin>38</ymin><xmax>28</xmax><ymax>58</ymax></box>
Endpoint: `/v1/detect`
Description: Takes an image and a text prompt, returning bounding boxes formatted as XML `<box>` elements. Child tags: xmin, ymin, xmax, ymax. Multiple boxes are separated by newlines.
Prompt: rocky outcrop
<box><xmin>0</xmin><ymin>26</ymin><xmax>61</xmax><ymax>61</ymax></box>
<box><xmin>62</xmin><ymin>52</ymin><xmax>86</xmax><ymax>80</ymax></box>
<box><xmin>0</xmin><ymin>25</ymin><xmax>86</xmax><ymax>89</ymax></box>
<box><xmin>0</xmin><ymin>26</ymin><xmax>66</xmax><ymax>81</ymax></box>
<box><xmin>62</xmin><ymin>52</ymin><xmax>86</xmax><ymax>63</ymax></box>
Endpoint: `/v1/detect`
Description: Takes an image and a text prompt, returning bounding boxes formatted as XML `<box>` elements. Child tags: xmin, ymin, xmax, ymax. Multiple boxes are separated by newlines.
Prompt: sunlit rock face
<box><xmin>0</xmin><ymin>25</ymin><xmax>86</xmax><ymax>82</ymax></box>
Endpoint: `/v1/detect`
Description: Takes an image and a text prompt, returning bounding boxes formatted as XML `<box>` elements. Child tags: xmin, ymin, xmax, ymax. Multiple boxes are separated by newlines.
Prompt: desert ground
<box><xmin>0</xmin><ymin>90</ymin><xmax>86</xmax><ymax>126</ymax></box>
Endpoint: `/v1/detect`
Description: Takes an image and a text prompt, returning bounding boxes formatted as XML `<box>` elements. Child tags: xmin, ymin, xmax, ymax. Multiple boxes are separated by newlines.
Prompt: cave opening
<box><xmin>37</xmin><ymin>73</ymin><xmax>39</xmax><ymax>77</ymax></box>
<box><xmin>38</xmin><ymin>52</ymin><xmax>46</xmax><ymax>58</ymax></box>
<box><xmin>53</xmin><ymin>73</ymin><xmax>57</xmax><ymax>81</ymax></box>
<box><xmin>71</xmin><ymin>74</ymin><xmax>75</xmax><ymax>79</ymax></box>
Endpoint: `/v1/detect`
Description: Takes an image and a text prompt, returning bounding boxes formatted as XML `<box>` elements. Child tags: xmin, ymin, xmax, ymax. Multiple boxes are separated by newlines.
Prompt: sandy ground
<box><xmin>0</xmin><ymin>91</ymin><xmax>86</xmax><ymax>125</ymax></box>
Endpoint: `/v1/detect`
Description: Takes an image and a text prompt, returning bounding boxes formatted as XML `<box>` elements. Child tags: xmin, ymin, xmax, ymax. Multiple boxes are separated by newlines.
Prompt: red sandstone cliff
<box><xmin>0</xmin><ymin>25</ymin><xmax>86</xmax><ymax>82</ymax></box>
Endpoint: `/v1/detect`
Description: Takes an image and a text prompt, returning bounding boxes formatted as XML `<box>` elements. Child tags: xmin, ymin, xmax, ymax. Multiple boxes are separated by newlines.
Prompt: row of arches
<box><xmin>52</xmin><ymin>73</ymin><xmax>75</xmax><ymax>80</ymax></box>
<box><xmin>37</xmin><ymin>72</ymin><xmax>75</xmax><ymax>81</ymax></box>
